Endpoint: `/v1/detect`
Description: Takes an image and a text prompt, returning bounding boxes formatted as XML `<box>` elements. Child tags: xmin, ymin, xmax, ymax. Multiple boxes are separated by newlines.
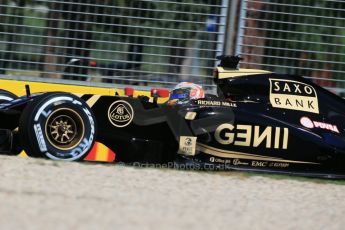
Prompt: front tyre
<box><xmin>19</xmin><ymin>93</ymin><xmax>96</xmax><ymax>161</ymax></box>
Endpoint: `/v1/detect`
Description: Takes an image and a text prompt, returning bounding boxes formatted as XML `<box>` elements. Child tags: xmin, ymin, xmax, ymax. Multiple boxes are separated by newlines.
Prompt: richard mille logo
<box><xmin>108</xmin><ymin>100</ymin><xmax>134</xmax><ymax>127</ymax></box>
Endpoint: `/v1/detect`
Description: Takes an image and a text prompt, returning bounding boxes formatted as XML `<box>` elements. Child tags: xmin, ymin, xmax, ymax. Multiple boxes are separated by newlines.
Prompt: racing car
<box><xmin>0</xmin><ymin>56</ymin><xmax>344</xmax><ymax>178</ymax></box>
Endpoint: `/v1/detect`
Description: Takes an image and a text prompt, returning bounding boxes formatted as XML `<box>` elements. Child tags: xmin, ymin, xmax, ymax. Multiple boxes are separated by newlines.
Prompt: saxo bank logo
<box><xmin>108</xmin><ymin>100</ymin><xmax>134</xmax><ymax>127</ymax></box>
<box><xmin>269</xmin><ymin>78</ymin><xmax>319</xmax><ymax>114</ymax></box>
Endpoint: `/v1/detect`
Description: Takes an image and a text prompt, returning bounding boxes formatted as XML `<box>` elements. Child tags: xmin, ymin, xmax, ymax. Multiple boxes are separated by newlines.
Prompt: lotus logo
<box><xmin>108</xmin><ymin>100</ymin><xmax>134</xmax><ymax>127</ymax></box>
<box><xmin>116</xmin><ymin>106</ymin><xmax>125</xmax><ymax>115</ymax></box>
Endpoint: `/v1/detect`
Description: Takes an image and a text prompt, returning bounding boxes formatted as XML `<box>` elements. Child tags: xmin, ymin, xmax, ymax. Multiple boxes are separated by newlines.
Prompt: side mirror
<box><xmin>124</xmin><ymin>87</ymin><xmax>134</xmax><ymax>97</ymax></box>
<box><xmin>151</xmin><ymin>88</ymin><xmax>170</xmax><ymax>104</ymax></box>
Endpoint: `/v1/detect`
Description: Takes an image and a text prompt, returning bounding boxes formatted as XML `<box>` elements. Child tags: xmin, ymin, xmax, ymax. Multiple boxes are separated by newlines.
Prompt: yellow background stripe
<box><xmin>0</xmin><ymin>79</ymin><xmax>168</xmax><ymax>103</ymax></box>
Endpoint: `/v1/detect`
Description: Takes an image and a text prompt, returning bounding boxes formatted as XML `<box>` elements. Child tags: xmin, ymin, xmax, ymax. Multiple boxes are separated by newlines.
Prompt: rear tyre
<box><xmin>19</xmin><ymin>93</ymin><xmax>96</xmax><ymax>161</ymax></box>
<box><xmin>0</xmin><ymin>90</ymin><xmax>17</xmax><ymax>104</ymax></box>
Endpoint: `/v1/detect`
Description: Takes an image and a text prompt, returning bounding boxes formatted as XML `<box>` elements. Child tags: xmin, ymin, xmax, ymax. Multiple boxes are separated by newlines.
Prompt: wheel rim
<box><xmin>45</xmin><ymin>108</ymin><xmax>85</xmax><ymax>151</ymax></box>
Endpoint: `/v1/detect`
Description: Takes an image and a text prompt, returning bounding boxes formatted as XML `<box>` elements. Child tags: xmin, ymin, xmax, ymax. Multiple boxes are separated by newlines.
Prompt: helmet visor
<box><xmin>169</xmin><ymin>88</ymin><xmax>191</xmax><ymax>100</ymax></box>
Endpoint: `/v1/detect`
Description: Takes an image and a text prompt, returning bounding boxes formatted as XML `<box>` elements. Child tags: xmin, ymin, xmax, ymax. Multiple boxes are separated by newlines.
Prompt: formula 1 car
<box><xmin>0</xmin><ymin>56</ymin><xmax>344</xmax><ymax>178</ymax></box>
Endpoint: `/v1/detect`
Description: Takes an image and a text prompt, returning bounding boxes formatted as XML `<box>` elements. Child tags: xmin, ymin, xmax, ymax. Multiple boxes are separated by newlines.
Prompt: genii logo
<box><xmin>214</xmin><ymin>124</ymin><xmax>289</xmax><ymax>149</ymax></box>
<box><xmin>108</xmin><ymin>100</ymin><xmax>134</xmax><ymax>127</ymax></box>
<box><xmin>269</xmin><ymin>78</ymin><xmax>319</xmax><ymax>114</ymax></box>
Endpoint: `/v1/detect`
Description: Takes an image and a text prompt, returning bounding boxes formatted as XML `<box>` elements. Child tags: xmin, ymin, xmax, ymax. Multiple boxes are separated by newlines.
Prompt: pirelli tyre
<box><xmin>0</xmin><ymin>89</ymin><xmax>17</xmax><ymax>104</ymax></box>
<box><xmin>19</xmin><ymin>93</ymin><xmax>96</xmax><ymax>161</ymax></box>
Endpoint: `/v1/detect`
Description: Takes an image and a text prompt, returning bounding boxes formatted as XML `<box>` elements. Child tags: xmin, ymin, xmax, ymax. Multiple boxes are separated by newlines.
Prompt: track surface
<box><xmin>0</xmin><ymin>155</ymin><xmax>344</xmax><ymax>230</ymax></box>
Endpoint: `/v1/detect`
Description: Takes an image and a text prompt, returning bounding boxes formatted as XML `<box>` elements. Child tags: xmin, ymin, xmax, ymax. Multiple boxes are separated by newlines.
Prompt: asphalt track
<box><xmin>0</xmin><ymin>155</ymin><xmax>345</xmax><ymax>230</ymax></box>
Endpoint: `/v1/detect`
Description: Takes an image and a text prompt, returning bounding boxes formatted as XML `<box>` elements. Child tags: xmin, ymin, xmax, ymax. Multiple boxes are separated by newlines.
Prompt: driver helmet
<box><xmin>167</xmin><ymin>82</ymin><xmax>205</xmax><ymax>105</ymax></box>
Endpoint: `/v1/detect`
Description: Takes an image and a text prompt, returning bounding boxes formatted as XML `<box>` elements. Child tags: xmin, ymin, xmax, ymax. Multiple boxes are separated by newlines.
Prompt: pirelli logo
<box><xmin>269</xmin><ymin>78</ymin><xmax>319</xmax><ymax>114</ymax></box>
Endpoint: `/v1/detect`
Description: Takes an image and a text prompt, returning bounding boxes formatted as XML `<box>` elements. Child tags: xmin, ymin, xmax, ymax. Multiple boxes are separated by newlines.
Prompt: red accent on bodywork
<box><xmin>84</xmin><ymin>142</ymin><xmax>116</xmax><ymax>162</ymax></box>
<box><xmin>107</xmin><ymin>149</ymin><xmax>116</xmax><ymax>162</ymax></box>
<box><xmin>125</xmin><ymin>87</ymin><xmax>134</xmax><ymax>97</ymax></box>
<box><xmin>84</xmin><ymin>143</ymin><xmax>98</xmax><ymax>161</ymax></box>
<box><xmin>151</xmin><ymin>88</ymin><xmax>170</xmax><ymax>98</ymax></box>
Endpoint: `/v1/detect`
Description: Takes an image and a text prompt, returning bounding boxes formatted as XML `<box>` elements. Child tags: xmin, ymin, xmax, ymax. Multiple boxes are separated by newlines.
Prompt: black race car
<box><xmin>0</xmin><ymin>56</ymin><xmax>344</xmax><ymax>178</ymax></box>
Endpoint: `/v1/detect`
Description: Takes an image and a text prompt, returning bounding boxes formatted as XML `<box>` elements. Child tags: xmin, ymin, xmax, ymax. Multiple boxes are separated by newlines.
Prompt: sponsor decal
<box><xmin>208</xmin><ymin>157</ymin><xmax>290</xmax><ymax>168</ymax></box>
<box><xmin>268</xmin><ymin>162</ymin><xmax>289</xmax><ymax>168</ymax></box>
<box><xmin>199</xmin><ymin>143</ymin><xmax>318</xmax><ymax>165</ymax></box>
<box><xmin>178</xmin><ymin>136</ymin><xmax>197</xmax><ymax>156</ymax></box>
<box><xmin>233</xmin><ymin>158</ymin><xmax>249</xmax><ymax>166</ymax></box>
<box><xmin>300</xmin><ymin>116</ymin><xmax>340</xmax><ymax>133</ymax></box>
<box><xmin>34</xmin><ymin>124</ymin><xmax>47</xmax><ymax>152</ymax></box>
<box><xmin>251</xmin><ymin>161</ymin><xmax>290</xmax><ymax>168</ymax></box>
<box><xmin>196</xmin><ymin>100</ymin><xmax>237</xmax><ymax>107</ymax></box>
<box><xmin>209</xmin><ymin>157</ymin><xmax>231</xmax><ymax>164</ymax></box>
<box><xmin>269</xmin><ymin>78</ymin><xmax>319</xmax><ymax>114</ymax></box>
<box><xmin>251</xmin><ymin>161</ymin><xmax>267</xmax><ymax>167</ymax></box>
<box><xmin>108</xmin><ymin>100</ymin><xmax>134</xmax><ymax>127</ymax></box>
<box><xmin>214</xmin><ymin>123</ymin><xmax>289</xmax><ymax>149</ymax></box>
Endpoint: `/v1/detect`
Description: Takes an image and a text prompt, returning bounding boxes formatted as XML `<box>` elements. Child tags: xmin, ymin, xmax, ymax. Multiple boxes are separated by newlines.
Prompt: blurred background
<box><xmin>0</xmin><ymin>0</ymin><xmax>344</xmax><ymax>95</ymax></box>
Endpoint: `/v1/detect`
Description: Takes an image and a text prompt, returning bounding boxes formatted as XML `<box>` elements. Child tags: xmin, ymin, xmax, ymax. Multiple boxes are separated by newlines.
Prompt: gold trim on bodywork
<box><xmin>197</xmin><ymin>143</ymin><xmax>319</xmax><ymax>164</ymax></box>
<box><xmin>185</xmin><ymin>112</ymin><xmax>197</xmax><ymax>120</ymax></box>
<box><xmin>86</xmin><ymin>95</ymin><xmax>102</xmax><ymax>108</ymax></box>
<box><xmin>216</xmin><ymin>67</ymin><xmax>271</xmax><ymax>79</ymax></box>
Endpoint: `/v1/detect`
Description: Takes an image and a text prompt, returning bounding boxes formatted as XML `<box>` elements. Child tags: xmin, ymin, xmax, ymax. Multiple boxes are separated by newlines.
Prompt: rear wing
<box><xmin>214</xmin><ymin>67</ymin><xmax>271</xmax><ymax>79</ymax></box>
<box><xmin>214</xmin><ymin>55</ymin><xmax>271</xmax><ymax>79</ymax></box>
